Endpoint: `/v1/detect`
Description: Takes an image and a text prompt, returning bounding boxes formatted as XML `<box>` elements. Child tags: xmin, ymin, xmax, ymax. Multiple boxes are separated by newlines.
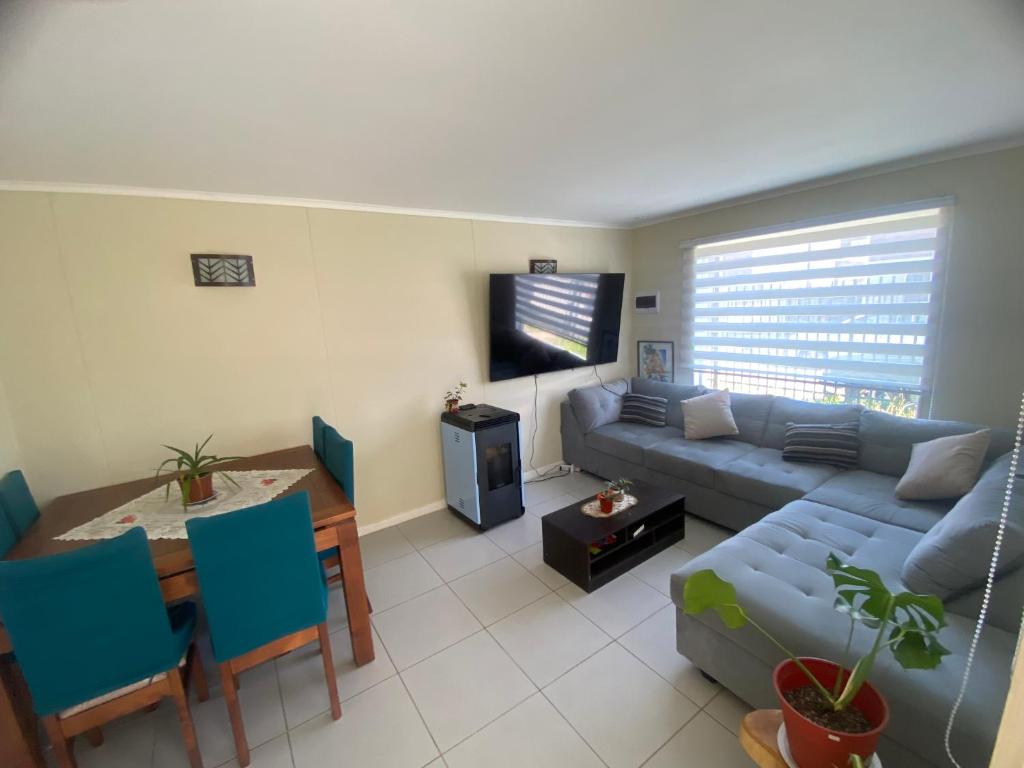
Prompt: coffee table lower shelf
<box><xmin>540</xmin><ymin>482</ymin><xmax>685</xmax><ymax>592</ymax></box>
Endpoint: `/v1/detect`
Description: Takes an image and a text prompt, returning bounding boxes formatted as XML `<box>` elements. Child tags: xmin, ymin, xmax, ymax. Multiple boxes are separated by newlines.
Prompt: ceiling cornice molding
<box><xmin>0</xmin><ymin>181</ymin><xmax>625</xmax><ymax>231</ymax></box>
<box><xmin>633</xmin><ymin>133</ymin><xmax>1024</xmax><ymax>230</ymax></box>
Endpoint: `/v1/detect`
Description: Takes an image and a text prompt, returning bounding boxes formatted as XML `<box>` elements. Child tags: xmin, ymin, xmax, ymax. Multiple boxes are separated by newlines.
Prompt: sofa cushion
<box><xmin>630</xmin><ymin>378</ymin><xmax>705</xmax><ymax>430</ymax></box>
<box><xmin>568</xmin><ymin>379</ymin><xmax>629</xmax><ymax>433</ymax></box>
<box><xmin>762</xmin><ymin>397</ymin><xmax>863</xmax><ymax>450</ymax></box>
<box><xmin>902</xmin><ymin>453</ymin><xmax>1024</xmax><ymax>597</ymax></box>
<box><xmin>682</xmin><ymin>390</ymin><xmax>740</xmax><ymax>440</ymax></box>
<box><xmin>804</xmin><ymin>470</ymin><xmax>951</xmax><ymax>533</ymax></box>
<box><xmin>782</xmin><ymin>421</ymin><xmax>861</xmax><ymax>469</ymax></box>
<box><xmin>645</xmin><ymin>438</ymin><xmax>757</xmax><ymax>488</ymax></box>
<box><xmin>718</xmin><ymin>391</ymin><xmax>774</xmax><ymax>446</ymax></box>
<box><xmin>895</xmin><ymin>429</ymin><xmax>991</xmax><ymax>501</ymax></box>
<box><xmin>715</xmin><ymin>447</ymin><xmax>839</xmax><ymax>508</ymax></box>
<box><xmin>584</xmin><ymin>422</ymin><xmax>683</xmax><ymax>465</ymax></box>
<box><xmin>619</xmin><ymin>393</ymin><xmax>668</xmax><ymax>426</ymax></box>
<box><xmin>859</xmin><ymin>410</ymin><xmax>1013</xmax><ymax>477</ymax></box>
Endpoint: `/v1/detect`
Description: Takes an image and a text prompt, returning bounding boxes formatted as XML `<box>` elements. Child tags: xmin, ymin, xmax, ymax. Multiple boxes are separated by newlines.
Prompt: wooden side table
<box><xmin>740</xmin><ymin>709</ymin><xmax>787</xmax><ymax>768</ymax></box>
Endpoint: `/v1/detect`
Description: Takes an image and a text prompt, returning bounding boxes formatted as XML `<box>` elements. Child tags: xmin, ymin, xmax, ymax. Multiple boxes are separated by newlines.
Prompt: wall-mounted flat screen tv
<box><xmin>489</xmin><ymin>273</ymin><xmax>625</xmax><ymax>382</ymax></box>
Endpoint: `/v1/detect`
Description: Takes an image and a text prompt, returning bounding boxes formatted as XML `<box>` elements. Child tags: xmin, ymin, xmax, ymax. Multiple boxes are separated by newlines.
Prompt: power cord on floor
<box><xmin>524</xmin><ymin>373</ymin><xmax>571</xmax><ymax>485</ymax></box>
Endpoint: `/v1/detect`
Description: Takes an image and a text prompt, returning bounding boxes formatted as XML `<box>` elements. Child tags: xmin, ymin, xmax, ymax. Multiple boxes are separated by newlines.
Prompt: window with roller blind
<box><xmin>684</xmin><ymin>204</ymin><xmax>951</xmax><ymax>417</ymax></box>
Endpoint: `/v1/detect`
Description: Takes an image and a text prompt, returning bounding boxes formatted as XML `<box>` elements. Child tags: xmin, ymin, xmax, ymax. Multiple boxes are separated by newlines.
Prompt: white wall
<box><xmin>631</xmin><ymin>145</ymin><xmax>1024</xmax><ymax>428</ymax></box>
<box><xmin>0</xmin><ymin>192</ymin><xmax>632</xmax><ymax>526</ymax></box>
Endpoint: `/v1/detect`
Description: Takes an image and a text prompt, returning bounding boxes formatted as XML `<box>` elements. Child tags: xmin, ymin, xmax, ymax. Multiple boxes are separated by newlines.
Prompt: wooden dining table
<box><xmin>0</xmin><ymin>445</ymin><xmax>374</xmax><ymax>768</ymax></box>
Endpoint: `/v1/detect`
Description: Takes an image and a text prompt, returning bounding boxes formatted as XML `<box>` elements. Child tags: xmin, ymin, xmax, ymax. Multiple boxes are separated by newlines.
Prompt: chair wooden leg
<box><xmin>41</xmin><ymin>715</ymin><xmax>76</xmax><ymax>768</ymax></box>
<box><xmin>219</xmin><ymin>663</ymin><xmax>250</xmax><ymax>768</ymax></box>
<box><xmin>317</xmin><ymin>622</ymin><xmax>342</xmax><ymax>721</ymax></box>
<box><xmin>144</xmin><ymin>703</ymin><xmax>160</xmax><ymax>713</ymax></box>
<box><xmin>168</xmin><ymin>668</ymin><xmax>203</xmax><ymax>768</ymax></box>
<box><xmin>189</xmin><ymin>645</ymin><xmax>210</xmax><ymax>703</ymax></box>
<box><xmin>84</xmin><ymin>727</ymin><xmax>104</xmax><ymax>747</ymax></box>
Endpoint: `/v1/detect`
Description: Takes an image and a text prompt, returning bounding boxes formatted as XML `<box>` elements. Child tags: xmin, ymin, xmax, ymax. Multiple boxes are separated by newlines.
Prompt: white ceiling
<box><xmin>2</xmin><ymin>1</ymin><xmax>1024</xmax><ymax>227</ymax></box>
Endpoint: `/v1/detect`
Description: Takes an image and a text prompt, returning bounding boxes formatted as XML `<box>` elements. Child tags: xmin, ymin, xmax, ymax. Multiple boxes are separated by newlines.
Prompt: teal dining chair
<box><xmin>0</xmin><ymin>509</ymin><xmax>16</xmax><ymax>558</ymax></box>
<box><xmin>323</xmin><ymin>426</ymin><xmax>355</xmax><ymax>504</ymax></box>
<box><xmin>185</xmin><ymin>492</ymin><xmax>340</xmax><ymax>768</ymax></box>
<box><xmin>0</xmin><ymin>469</ymin><xmax>40</xmax><ymax>537</ymax></box>
<box><xmin>312</xmin><ymin>415</ymin><xmax>327</xmax><ymax>462</ymax></box>
<box><xmin>0</xmin><ymin>527</ymin><xmax>207</xmax><ymax>768</ymax></box>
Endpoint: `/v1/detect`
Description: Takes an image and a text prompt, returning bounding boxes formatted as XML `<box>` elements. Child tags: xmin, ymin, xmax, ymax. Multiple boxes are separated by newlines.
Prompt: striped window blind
<box><xmin>687</xmin><ymin>206</ymin><xmax>950</xmax><ymax>416</ymax></box>
<box><xmin>514</xmin><ymin>274</ymin><xmax>598</xmax><ymax>359</ymax></box>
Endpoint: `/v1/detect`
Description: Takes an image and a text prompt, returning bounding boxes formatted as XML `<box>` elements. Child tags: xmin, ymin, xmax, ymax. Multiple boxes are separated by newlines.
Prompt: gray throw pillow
<box><xmin>902</xmin><ymin>453</ymin><xmax>1024</xmax><ymax>597</ymax></box>
<box><xmin>619</xmin><ymin>393</ymin><xmax>668</xmax><ymax>427</ymax></box>
<box><xmin>782</xmin><ymin>421</ymin><xmax>860</xmax><ymax>469</ymax></box>
<box><xmin>568</xmin><ymin>379</ymin><xmax>629</xmax><ymax>433</ymax></box>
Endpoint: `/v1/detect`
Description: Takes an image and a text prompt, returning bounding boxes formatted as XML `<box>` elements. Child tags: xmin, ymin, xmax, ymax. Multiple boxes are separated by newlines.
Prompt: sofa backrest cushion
<box><xmin>630</xmin><ymin>378</ymin><xmax>705</xmax><ymax>431</ymax></box>
<box><xmin>762</xmin><ymin>397</ymin><xmax>863</xmax><ymax>449</ymax></box>
<box><xmin>568</xmin><ymin>379</ymin><xmax>629</xmax><ymax>433</ymax></box>
<box><xmin>901</xmin><ymin>452</ymin><xmax>1024</xmax><ymax>598</ymax></box>
<box><xmin>860</xmin><ymin>410</ymin><xmax>1013</xmax><ymax>477</ymax></box>
<box><xmin>724</xmin><ymin>392</ymin><xmax>774</xmax><ymax>446</ymax></box>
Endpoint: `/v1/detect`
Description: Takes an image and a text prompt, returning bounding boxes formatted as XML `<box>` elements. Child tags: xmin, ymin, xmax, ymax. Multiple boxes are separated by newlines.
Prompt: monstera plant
<box><xmin>684</xmin><ymin>553</ymin><xmax>948</xmax><ymax>768</ymax></box>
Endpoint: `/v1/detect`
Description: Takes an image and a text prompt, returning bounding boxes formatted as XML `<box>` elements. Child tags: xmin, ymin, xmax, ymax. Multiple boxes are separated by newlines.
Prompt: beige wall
<box><xmin>0</xmin><ymin>192</ymin><xmax>631</xmax><ymax>527</ymax></box>
<box><xmin>631</xmin><ymin>145</ymin><xmax>1024</xmax><ymax>429</ymax></box>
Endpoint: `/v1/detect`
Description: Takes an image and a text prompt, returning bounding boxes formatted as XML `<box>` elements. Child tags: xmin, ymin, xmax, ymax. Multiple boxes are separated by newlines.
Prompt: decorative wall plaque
<box><xmin>529</xmin><ymin>259</ymin><xmax>557</xmax><ymax>274</ymax></box>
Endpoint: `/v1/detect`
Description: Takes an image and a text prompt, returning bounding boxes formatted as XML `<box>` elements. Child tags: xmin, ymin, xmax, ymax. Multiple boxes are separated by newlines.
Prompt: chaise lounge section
<box><xmin>561</xmin><ymin>378</ymin><xmax>1021</xmax><ymax>766</ymax></box>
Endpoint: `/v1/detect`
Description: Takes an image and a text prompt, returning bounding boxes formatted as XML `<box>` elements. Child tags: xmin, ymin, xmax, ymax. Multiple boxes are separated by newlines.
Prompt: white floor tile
<box><xmin>400</xmin><ymin>509</ymin><xmax>475</xmax><ymax>550</ymax></box>
<box><xmin>401</xmin><ymin>631</ymin><xmax>536</xmax><ymax>752</ymax></box>
<box><xmin>643</xmin><ymin>712</ymin><xmax>749</xmax><ymax>768</ymax></box>
<box><xmin>277</xmin><ymin>625</ymin><xmax>397</xmax><ymax>729</ymax></box>
<box><xmin>444</xmin><ymin>693</ymin><xmax>604</xmax><ymax>768</ymax></box>
<box><xmin>677</xmin><ymin>514</ymin><xmax>732</xmax><ymax>556</ymax></box>
<box><xmin>364</xmin><ymin>551</ymin><xmax>443</xmax><ymax>612</ymax></box>
<box><xmin>524</xmin><ymin>476</ymin><xmax>573</xmax><ymax>506</ymax></box>
<box><xmin>449</xmin><ymin>557</ymin><xmax>550</xmax><ymax>626</ymax></box>
<box><xmin>421</xmin><ymin>533</ymin><xmax>506</xmax><ymax>581</ymax></box>
<box><xmin>325</xmin><ymin>583</ymin><xmax>349</xmax><ymax>634</ymax></box>
<box><xmin>543</xmin><ymin>644</ymin><xmax>698</xmax><ymax>768</ymax></box>
<box><xmin>617</xmin><ymin>605</ymin><xmax>719</xmax><ymax>706</ymax></box>
<box><xmin>511</xmin><ymin>542</ymin><xmax>569</xmax><ymax>590</ymax></box>
<box><xmin>153</xmin><ymin>662</ymin><xmax>286</xmax><ymax>768</ymax></box>
<box><xmin>360</xmin><ymin>526</ymin><xmax>416</xmax><ymax>570</ymax></box>
<box><xmin>566</xmin><ymin>471</ymin><xmax>608</xmax><ymax>498</ymax></box>
<box><xmin>484</xmin><ymin>512</ymin><xmax>543</xmax><ymax>553</ymax></box>
<box><xmin>526</xmin><ymin>493</ymin><xmax>577</xmax><ymax>518</ymax></box>
<box><xmin>74</xmin><ymin>711</ymin><xmax>156</xmax><ymax>768</ymax></box>
<box><xmin>704</xmin><ymin>689</ymin><xmax>752</xmax><ymax>736</ymax></box>
<box><xmin>557</xmin><ymin>574</ymin><xmax>669</xmax><ymax>638</ymax></box>
<box><xmin>373</xmin><ymin>586</ymin><xmax>482</xmax><ymax>670</ymax></box>
<box><xmin>290</xmin><ymin>676</ymin><xmax>438</xmax><ymax>768</ymax></box>
<box><xmin>629</xmin><ymin>546</ymin><xmax>693</xmax><ymax>596</ymax></box>
<box><xmin>217</xmin><ymin>733</ymin><xmax>295</xmax><ymax>768</ymax></box>
<box><xmin>490</xmin><ymin>593</ymin><xmax>610</xmax><ymax>687</ymax></box>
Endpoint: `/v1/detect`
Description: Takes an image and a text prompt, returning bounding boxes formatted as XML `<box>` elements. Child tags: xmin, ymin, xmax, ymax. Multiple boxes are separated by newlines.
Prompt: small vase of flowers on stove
<box><xmin>596</xmin><ymin>478</ymin><xmax>633</xmax><ymax>514</ymax></box>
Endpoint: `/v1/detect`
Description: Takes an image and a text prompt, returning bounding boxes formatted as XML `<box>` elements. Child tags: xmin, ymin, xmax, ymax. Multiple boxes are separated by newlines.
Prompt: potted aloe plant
<box><xmin>683</xmin><ymin>554</ymin><xmax>948</xmax><ymax>768</ymax></box>
<box><xmin>155</xmin><ymin>435</ymin><xmax>244</xmax><ymax>507</ymax></box>
<box><xmin>444</xmin><ymin>381</ymin><xmax>468</xmax><ymax>414</ymax></box>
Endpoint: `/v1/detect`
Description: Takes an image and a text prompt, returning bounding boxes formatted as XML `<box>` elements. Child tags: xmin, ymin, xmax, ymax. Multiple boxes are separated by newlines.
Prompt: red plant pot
<box><xmin>179</xmin><ymin>474</ymin><xmax>215</xmax><ymax>505</ymax></box>
<box><xmin>446</xmin><ymin>399</ymin><xmax>460</xmax><ymax>414</ymax></box>
<box><xmin>597</xmin><ymin>494</ymin><xmax>614</xmax><ymax>514</ymax></box>
<box><xmin>773</xmin><ymin>658</ymin><xmax>889</xmax><ymax>768</ymax></box>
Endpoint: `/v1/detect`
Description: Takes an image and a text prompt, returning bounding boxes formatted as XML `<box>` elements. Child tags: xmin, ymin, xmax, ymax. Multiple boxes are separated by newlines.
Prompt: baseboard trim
<box><xmin>357</xmin><ymin>498</ymin><xmax>447</xmax><ymax>536</ymax></box>
<box><xmin>356</xmin><ymin>459</ymin><xmax>567</xmax><ymax>536</ymax></box>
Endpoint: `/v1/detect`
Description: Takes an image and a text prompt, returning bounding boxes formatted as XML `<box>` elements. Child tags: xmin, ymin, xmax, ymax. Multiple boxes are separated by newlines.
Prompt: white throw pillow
<box><xmin>894</xmin><ymin>429</ymin><xmax>992</xmax><ymax>500</ymax></box>
<box><xmin>681</xmin><ymin>389</ymin><xmax>739</xmax><ymax>440</ymax></box>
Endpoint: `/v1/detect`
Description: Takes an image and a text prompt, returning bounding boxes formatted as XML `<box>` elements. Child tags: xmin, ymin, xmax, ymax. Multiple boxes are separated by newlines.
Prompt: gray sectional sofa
<box><xmin>561</xmin><ymin>377</ymin><xmax>1022</xmax><ymax>767</ymax></box>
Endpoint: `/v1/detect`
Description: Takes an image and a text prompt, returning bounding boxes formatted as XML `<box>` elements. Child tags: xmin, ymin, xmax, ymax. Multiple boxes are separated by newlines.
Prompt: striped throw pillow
<box><xmin>782</xmin><ymin>422</ymin><xmax>860</xmax><ymax>469</ymax></box>
<box><xmin>619</xmin><ymin>393</ymin><xmax>669</xmax><ymax>427</ymax></box>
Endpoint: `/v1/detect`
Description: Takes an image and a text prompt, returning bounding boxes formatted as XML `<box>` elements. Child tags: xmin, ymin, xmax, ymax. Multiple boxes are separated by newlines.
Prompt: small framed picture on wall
<box><xmin>638</xmin><ymin>341</ymin><xmax>674</xmax><ymax>382</ymax></box>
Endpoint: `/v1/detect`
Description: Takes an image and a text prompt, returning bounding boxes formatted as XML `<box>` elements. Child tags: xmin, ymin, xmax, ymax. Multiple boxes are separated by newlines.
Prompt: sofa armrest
<box><xmin>561</xmin><ymin>400</ymin><xmax>587</xmax><ymax>467</ymax></box>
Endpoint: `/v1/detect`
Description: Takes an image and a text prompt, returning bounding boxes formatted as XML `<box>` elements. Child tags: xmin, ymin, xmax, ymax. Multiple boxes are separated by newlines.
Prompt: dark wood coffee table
<box><xmin>540</xmin><ymin>480</ymin><xmax>685</xmax><ymax>592</ymax></box>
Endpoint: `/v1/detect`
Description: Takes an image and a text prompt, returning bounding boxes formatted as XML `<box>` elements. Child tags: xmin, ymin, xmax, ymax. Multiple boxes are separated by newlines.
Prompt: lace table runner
<box><xmin>57</xmin><ymin>469</ymin><xmax>313</xmax><ymax>541</ymax></box>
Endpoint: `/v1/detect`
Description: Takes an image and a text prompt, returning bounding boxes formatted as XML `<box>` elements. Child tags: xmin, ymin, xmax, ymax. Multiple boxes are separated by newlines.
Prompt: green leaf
<box><xmin>682</xmin><ymin>570</ymin><xmax>748</xmax><ymax>629</ymax></box>
<box><xmin>891</xmin><ymin>630</ymin><xmax>950</xmax><ymax>670</ymax></box>
<box><xmin>894</xmin><ymin>592</ymin><xmax>946</xmax><ymax>631</ymax></box>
